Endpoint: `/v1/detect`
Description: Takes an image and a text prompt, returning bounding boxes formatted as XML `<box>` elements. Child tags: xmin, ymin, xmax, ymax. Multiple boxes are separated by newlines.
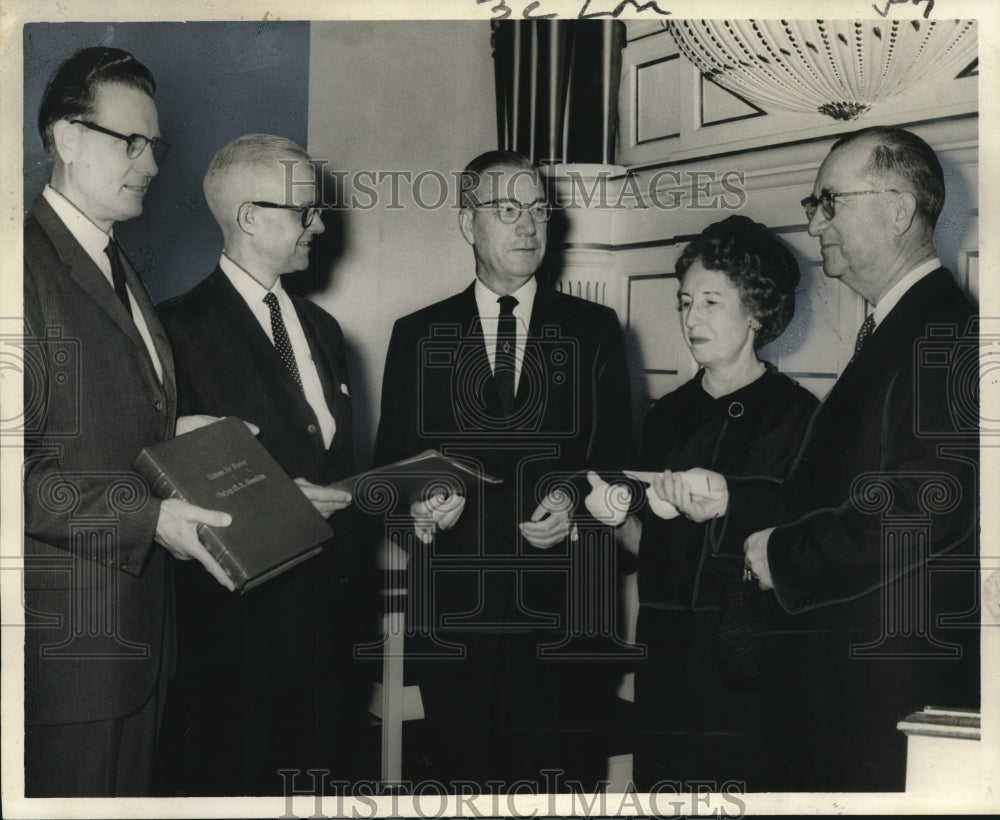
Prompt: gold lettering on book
<box><xmin>215</xmin><ymin>473</ymin><xmax>267</xmax><ymax>498</ymax></box>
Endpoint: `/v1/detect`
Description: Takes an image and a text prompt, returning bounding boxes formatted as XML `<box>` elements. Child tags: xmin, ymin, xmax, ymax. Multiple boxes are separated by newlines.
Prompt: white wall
<box><xmin>307</xmin><ymin>21</ymin><xmax>497</xmax><ymax>465</ymax></box>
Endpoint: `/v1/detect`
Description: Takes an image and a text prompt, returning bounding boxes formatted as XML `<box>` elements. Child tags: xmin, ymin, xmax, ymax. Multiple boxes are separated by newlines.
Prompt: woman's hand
<box><xmin>583</xmin><ymin>471</ymin><xmax>633</xmax><ymax>526</ymax></box>
<box><xmin>651</xmin><ymin>468</ymin><xmax>728</xmax><ymax>523</ymax></box>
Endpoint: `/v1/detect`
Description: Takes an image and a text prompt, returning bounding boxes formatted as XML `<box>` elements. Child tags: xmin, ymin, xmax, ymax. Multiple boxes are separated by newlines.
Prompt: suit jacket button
<box><xmin>153</xmin><ymin>399</ymin><xmax>164</xmax><ymax>411</ymax></box>
<box><xmin>307</xmin><ymin>424</ymin><xmax>318</xmax><ymax>434</ymax></box>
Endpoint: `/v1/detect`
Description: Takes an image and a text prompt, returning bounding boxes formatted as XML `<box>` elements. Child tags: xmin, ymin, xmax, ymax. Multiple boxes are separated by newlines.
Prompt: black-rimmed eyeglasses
<box><xmin>469</xmin><ymin>198</ymin><xmax>552</xmax><ymax>224</ymax></box>
<box><xmin>801</xmin><ymin>189</ymin><xmax>902</xmax><ymax>221</ymax></box>
<box><xmin>248</xmin><ymin>201</ymin><xmax>325</xmax><ymax>229</ymax></box>
<box><xmin>70</xmin><ymin>119</ymin><xmax>170</xmax><ymax>164</ymax></box>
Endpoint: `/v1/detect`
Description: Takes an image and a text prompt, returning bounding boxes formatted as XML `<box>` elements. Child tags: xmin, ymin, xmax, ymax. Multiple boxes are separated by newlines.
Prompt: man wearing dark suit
<box><xmin>156</xmin><ymin>134</ymin><xmax>375</xmax><ymax>795</ymax></box>
<box><xmin>23</xmin><ymin>47</ymin><xmax>234</xmax><ymax>797</ymax></box>
<box><xmin>664</xmin><ymin>126</ymin><xmax>979</xmax><ymax>791</ymax></box>
<box><xmin>373</xmin><ymin>150</ymin><xmax>632</xmax><ymax>789</ymax></box>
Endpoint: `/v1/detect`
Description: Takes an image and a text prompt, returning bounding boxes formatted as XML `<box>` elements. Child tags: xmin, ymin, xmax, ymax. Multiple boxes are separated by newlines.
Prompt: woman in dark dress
<box><xmin>621</xmin><ymin>215</ymin><xmax>819</xmax><ymax>791</ymax></box>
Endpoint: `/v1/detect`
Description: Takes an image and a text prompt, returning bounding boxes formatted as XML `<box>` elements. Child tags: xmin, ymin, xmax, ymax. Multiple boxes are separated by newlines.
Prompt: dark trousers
<box><xmin>156</xmin><ymin>683</ymin><xmax>374</xmax><ymax>796</ymax></box>
<box><xmin>25</xmin><ymin>682</ymin><xmax>164</xmax><ymax>797</ymax></box>
<box><xmin>407</xmin><ymin>630</ymin><xmax>617</xmax><ymax>792</ymax></box>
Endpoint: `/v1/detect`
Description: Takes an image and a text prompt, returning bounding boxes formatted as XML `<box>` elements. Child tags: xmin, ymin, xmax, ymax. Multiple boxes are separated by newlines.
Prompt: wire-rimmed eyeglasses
<box><xmin>470</xmin><ymin>198</ymin><xmax>552</xmax><ymax>224</ymax></box>
<box><xmin>70</xmin><ymin>119</ymin><xmax>170</xmax><ymax>164</ymax></box>
<box><xmin>247</xmin><ymin>201</ymin><xmax>326</xmax><ymax>229</ymax></box>
<box><xmin>801</xmin><ymin>189</ymin><xmax>902</xmax><ymax>221</ymax></box>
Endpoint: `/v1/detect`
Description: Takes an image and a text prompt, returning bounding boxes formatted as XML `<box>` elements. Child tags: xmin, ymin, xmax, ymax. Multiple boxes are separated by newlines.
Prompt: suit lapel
<box><xmin>829</xmin><ymin>268</ymin><xmax>949</xmax><ymax>389</ymax></box>
<box><xmin>463</xmin><ymin>278</ymin><xmax>554</xmax><ymax>417</ymax></box>
<box><xmin>291</xmin><ymin>295</ymin><xmax>341</xmax><ymax>432</ymax></box>
<box><xmin>34</xmin><ymin>199</ymin><xmax>142</xmax><ymax>341</ymax></box>
<box><xmin>526</xmin><ymin>280</ymin><xmax>551</xmax><ymax>338</ymax></box>
<box><xmin>208</xmin><ymin>269</ymin><xmax>300</xmax><ymax>392</ymax></box>
<box><xmin>208</xmin><ymin>270</ymin><xmax>328</xmax><ymax>430</ymax></box>
<box><xmin>799</xmin><ymin>269</ymin><xmax>952</xmax><ymax>459</ymax></box>
<box><xmin>31</xmin><ymin>197</ymin><xmax>169</xmax><ymax>395</ymax></box>
<box><xmin>120</xmin><ymin>249</ymin><xmax>175</xmax><ymax>401</ymax></box>
<box><xmin>458</xmin><ymin>283</ymin><xmax>505</xmax><ymax>417</ymax></box>
<box><xmin>517</xmin><ymin>279</ymin><xmax>554</xmax><ymax>408</ymax></box>
<box><xmin>458</xmin><ymin>281</ymin><xmax>488</xmax><ymax>346</ymax></box>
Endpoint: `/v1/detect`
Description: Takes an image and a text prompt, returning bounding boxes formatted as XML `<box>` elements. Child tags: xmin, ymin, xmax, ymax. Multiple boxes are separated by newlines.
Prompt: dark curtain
<box><xmin>492</xmin><ymin>20</ymin><xmax>626</xmax><ymax>166</ymax></box>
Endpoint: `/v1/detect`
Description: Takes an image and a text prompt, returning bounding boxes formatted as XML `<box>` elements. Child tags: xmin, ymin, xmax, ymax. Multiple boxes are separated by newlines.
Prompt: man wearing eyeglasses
<box><xmin>155</xmin><ymin>134</ymin><xmax>375</xmax><ymax>794</ymax></box>
<box><xmin>23</xmin><ymin>47</ymin><xmax>236</xmax><ymax>797</ymax></box>
<box><xmin>373</xmin><ymin>150</ymin><xmax>631</xmax><ymax>789</ymax></box>
<box><xmin>658</xmin><ymin>126</ymin><xmax>978</xmax><ymax>790</ymax></box>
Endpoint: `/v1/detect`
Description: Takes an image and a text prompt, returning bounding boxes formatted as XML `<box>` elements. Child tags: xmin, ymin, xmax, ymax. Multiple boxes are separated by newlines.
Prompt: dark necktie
<box><xmin>104</xmin><ymin>238</ymin><xmax>132</xmax><ymax>317</ymax></box>
<box><xmin>263</xmin><ymin>291</ymin><xmax>303</xmax><ymax>391</ymax></box>
<box><xmin>495</xmin><ymin>294</ymin><xmax>518</xmax><ymax>416</ymax></box>
<box><xmin>852</xmin><ymin>313</ymin><xmax>876</xmax><ymax>361</ymax></box>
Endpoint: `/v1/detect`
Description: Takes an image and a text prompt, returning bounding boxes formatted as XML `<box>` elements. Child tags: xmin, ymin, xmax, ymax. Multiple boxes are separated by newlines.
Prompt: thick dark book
<box><xmin>330</xmin><ymin>450</ymin><xmax>502</xmax><ymax>507</ymax></box>
<box><xmin>133</xmin><ymin>416</ymin><xmax>332</xmax><ymax>593</ymax></box>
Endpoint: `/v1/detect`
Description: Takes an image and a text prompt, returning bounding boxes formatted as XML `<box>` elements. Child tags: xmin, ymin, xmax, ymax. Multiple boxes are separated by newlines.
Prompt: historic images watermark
<box><xmin>279</xmin><ymin>161</ymin><xmax>748</xmax><ymax>212</ymax></box>
<box><xmin>278</xmin><ymin>770</ymin><xmax>748</xmax><ymax>818</ymax></box>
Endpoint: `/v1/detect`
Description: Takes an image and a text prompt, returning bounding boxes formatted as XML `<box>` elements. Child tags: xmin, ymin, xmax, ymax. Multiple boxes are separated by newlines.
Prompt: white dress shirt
<box><xmin>219</xmin><ymin>255</ymin><xmax>336</xmax><ymax>448</ymax></box>
<box><xmin>42</xmin><ymin>184</ymin><xmax>164</xmax><ymax>382</ymax></box>
<box><xmin>474</xmin><ymin>276</ymin><xmax>536</xmax><ymax>393</ymax></box>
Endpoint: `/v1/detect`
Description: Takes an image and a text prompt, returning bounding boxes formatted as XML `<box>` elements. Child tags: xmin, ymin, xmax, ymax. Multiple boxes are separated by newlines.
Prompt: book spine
<box><xmin>133</xmin><ymin>449</ymin><xmax>187</xmax><ymax>504</ymax></box>
<box><xmin>194</xmin><ymin>523</ymin><xmax>246</xmax><ymax>589</ymax></box>
<box><xmin>133</xmin><ymin>449</ymin><xmax>245</xmax><ymax>589</ymax></box>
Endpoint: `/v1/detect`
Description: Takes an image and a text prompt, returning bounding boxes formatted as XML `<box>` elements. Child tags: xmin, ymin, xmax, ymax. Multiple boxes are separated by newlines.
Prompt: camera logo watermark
<box><xmin>1</xmin><ymin>322</ymin><xmax>81</xmax><ymax>437</ymax></box>
<box><xmin>846</xmin><ymin>318</ymin><xmax>988</xmax><ymax>658</ymax></box>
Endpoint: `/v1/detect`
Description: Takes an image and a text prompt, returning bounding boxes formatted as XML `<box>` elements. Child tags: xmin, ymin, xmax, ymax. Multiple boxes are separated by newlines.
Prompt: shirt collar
<box><xmin>42</xmin><ymin>184</ymin><xmax>114</xmax><ymax>267</ymax></box>
<box><xmin>219</xmin><ymin>253</ymin><xmax>284</xmax><ymax>304</ymax></box>
<box><xmin>474</xmin><ymin>275</ymin><xmax>537</xmax><ymax>319</ymax></box>
<box><xmin>873</xmin><ymin>258</ymin><xmax>941</xmax><ymax>327</ymax></box>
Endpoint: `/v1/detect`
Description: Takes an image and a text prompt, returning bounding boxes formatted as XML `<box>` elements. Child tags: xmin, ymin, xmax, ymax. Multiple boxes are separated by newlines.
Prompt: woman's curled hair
<box><xmin>675</xmin><ymin>215</ymin><xmax>800</xmax><ymax>348</ymax></box>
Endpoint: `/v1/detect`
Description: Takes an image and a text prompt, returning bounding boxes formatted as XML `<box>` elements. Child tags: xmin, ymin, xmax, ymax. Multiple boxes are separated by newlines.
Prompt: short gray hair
<box><xmin>830</xmin><ymin>126</ymin><xmax>945</xmax><ymax>228</ymax></box>
<box><xmin>203</xmin><ymin>133</ymin><xmax>312</xmax><ymax>224</ymax></box>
